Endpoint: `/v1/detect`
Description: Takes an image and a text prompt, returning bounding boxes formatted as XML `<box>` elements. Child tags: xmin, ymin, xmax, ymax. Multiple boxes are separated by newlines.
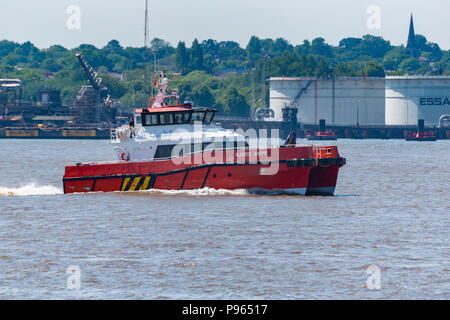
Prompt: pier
<box><xmin>215</xmin><ymin>117</ymin><xmax>450</xmax><ymax>140</ymax></box>
<box><xmin>1</xmin><ymin>117</ymin><xmax>449</xmax><ymax>140</ymax></box>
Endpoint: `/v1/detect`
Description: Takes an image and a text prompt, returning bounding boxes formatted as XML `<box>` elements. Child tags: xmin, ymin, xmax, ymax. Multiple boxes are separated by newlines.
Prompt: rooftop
<box><xmin>270</xmin><ymin>77</ymin><xmax>385</xmax><ymax>81</ymax></box>
<box><xmin>385</xmin><ymin>75</ymin><xmax>450</xmax><ymax>79</ymax></box>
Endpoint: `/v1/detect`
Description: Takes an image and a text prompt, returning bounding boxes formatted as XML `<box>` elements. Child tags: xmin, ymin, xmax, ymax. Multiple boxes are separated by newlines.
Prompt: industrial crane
<box><xmin>75</xmin><ymin>53</ymin><xmax>110</xmax><ymax>102</ymax></box>
<box><xmin>73</xmin><ymin>53</ymin><xmax>116</xmax><ymax>123</ymax></box>
<box><xmin>289</xmin><ymin>67</ymin><xmax>334</xmax><ymax>108</ymax></box>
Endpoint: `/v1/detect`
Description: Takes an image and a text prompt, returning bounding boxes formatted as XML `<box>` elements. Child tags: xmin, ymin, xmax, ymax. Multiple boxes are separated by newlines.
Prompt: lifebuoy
<box><xmin>120</xmin><ymin>152</ymin><xmax>130</xmax><ymax>161</ymax></box>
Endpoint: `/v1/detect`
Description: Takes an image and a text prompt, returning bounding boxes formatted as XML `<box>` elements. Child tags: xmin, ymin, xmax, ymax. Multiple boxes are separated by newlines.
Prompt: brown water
<box><xmin>0</xmin><ymin>139</ymin><xmax>449</xmax><ymax>299</ymax></box>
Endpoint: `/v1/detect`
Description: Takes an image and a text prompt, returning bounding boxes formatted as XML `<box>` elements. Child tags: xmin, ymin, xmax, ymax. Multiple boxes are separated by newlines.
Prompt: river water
<box><xmin>0</xmin><ymin>138</ymin><xmax>449</xmax><ymax>299</ymax></box>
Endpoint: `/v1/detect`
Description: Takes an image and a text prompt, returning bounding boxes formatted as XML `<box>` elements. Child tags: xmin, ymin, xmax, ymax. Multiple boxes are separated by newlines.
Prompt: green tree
<box><xmin>295</xmin><ymin>40</ymin><xmax>310</xmax><ymax>56</ymax></box>
<box><xmin>190</xmin><ymin>39</ymin><xmax>203</xmax><ymax>70</ymax></box>
<box><xmin>399</xmin><ymin>58</ymin><xmax>421</xmax><ymax>73</ymax></box>
<box><xmin>362</xmin><ymin>61</ymin><xmax>385</xmax><ymax>77</ymax></box>
<box><xmin>193</xmin><ymin>85</ymin><xmax>215</xmax><ymax>107</ymax></box>
<box><xmin>246</xmin><ymin>36</ymin><xmax>262</xmax><ymax>61</ymax></box>
<box><xmin>383</xmin><ymin>47</ymin><xmax>408</xmax><ymax>70</ymax></box>
<box><xmin>334</xmin><ymin>62</ymin><xmax>357</xmax><ymax>76</ymax></box>
<box><xmin>202</xmin><ymin>39</ymin><xmax>218</xmax><ymax>56</ymax></box>
<box><xmin>359</xmin><ymin>35</ymin><xmax>392</xmax><ymax>58</ymax></box>
<box><xmin>440</xmin><ymin>51</ymin><xmax>450</xmax><ymax>70</ymax></box>
<box><xmin>273</xmin><ymin>38</ymin><xmax>291</xmax><ymax>53</ymax></box>
<box><xmin>0</xmin><ymin>40</ymin><xmax>19</xmax><ymax>59</ymax></box>
<box><xmin>150</xmin><ymin>38</ymin><xmax>173</xmax><ymax>61</ymax></box>
<box><xmin>311</xmin><ymin>38</ymin><xmax>332</xmax><ymax>57</ymax></box>
<box><xmin>339</xmin><ymin>37</ymin><xmax>362</xmax><ymax>50</ymax></box>
<box><xmin>414</xmin><ymin>34</ymin><xmax>442</xmax><ymax>61</ymax></box>
<box><xmin>175</xmin><ymin>41</ymin><xmax>189</xmax><ymax>72</ymax></box>
<box><xmin>338</xmin><ymin>37</ymin><xmax>363</xmax><ymax>60</ymax></box>
<box><xmin>99</xmin><ymin>74</ymin><xmax>127</xmax><ymax>99</ymax></box>
<box><xmin>75</xmin><ymin>44</ymin><xmax>109</xmax><ymax>70</ymax></box>
<box><xmin>107</xmin><ymin>54</ymin><xmax>127</xmax><ymax>72</ymax></box>
<box><xmin>225</xmin><ymin>87</ymin><xmax>250</xmax><ymax>117</ymax></box>
<box><xmin>45</xmin><ymin>45</ymin><xmax>68</xmax><ymax>58</ymax></box>
<box><xmin>103</xmin><ymin>40</ymin><xmax>123</xmax><ymax>57</ymax></box>
<box><xmin>415</xmin><ymin>35</ymin><xmax>428</xmax><ymax>52</ymax></box>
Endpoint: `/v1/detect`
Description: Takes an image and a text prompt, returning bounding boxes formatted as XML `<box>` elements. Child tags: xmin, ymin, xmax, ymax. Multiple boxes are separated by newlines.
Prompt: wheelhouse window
<box><xmin>173</xmin><ymin>112</ymin><xmax>190</xmax><ymax>124</ymax></box>
<box><xmin>142</xmin><ymin>109</ymin><xmax>216</xmax><ymax>126</ymax></box>
<box><xmin>154</xmin><ymin>144</ymin><xmax>175</xmax><ymax>159</ymax></box>
<box><xmin>191</xmin><ymin>112</ymin><xmax>205</xmax><ymax>123</ymax></box>
<box><xmin>204</xmin><ymin>111</ymin><xmax>215</xmax><ymax>124</ymax></box>
<box><xmin>160</xmin><ymin>113</ymin><xmax>173</xmax><ymax>125</ymax></box>
<box><xmin>143</xmin><ymin>114</ymin><xmax>159</xmax><ymax>126</ymax></box>
<box><xmin>153</xmin><ymin>140</ymin><xmax>246</xmax><ymax>160</ymax></box>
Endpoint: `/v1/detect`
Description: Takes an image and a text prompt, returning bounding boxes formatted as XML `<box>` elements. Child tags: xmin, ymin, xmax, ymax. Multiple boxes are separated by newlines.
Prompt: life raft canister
<box><xmin>120</xmin><ymin>151</ymin><xmax>131</xmax><ymax>161</ymax></box>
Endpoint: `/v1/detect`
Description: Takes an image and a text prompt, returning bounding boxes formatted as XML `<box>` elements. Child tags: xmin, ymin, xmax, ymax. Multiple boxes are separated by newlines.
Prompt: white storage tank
<box><xmin>385</xmin><ymin>76</ymin><xmax>450</xmax><ymax>126</ymax></box>
<box><xmin>269</xmin><ymin>77</ymin><xmax>385</xmax><ymax>125</ymax></box>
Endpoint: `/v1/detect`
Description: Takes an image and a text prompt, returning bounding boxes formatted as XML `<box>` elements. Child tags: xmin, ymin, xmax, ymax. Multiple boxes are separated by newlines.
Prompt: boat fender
<box><xmin>120</xmin><ymin>152</ymin><xmax>131</xmax><ymax>161</ymax></box>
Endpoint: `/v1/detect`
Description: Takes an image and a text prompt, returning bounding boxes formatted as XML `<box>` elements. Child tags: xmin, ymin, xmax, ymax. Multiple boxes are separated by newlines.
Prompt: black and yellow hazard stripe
<box><xmin>120</xmin><ymin>175</ymin><xmax>156</xmax><ymax>192</ymax></box>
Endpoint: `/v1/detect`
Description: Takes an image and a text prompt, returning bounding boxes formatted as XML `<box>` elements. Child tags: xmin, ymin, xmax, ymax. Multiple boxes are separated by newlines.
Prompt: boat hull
<box><xmin>306</xmin><ymin>165</ymin><xmax>340</xmax><ymax>196</ymax></box>
<box><xmin>63</xmin><ymin>146</ymin><xmax>345</xmax><ymax>195</ymax></box>
<box><xmin>405</xmin><ymin>131</ymin><xmax>437</xmax><ymax>141</ymax></box>
<box><xmin>307</xmin><ymin>136</ymin><xmax>338</xmax><ymax>141</ymax></box>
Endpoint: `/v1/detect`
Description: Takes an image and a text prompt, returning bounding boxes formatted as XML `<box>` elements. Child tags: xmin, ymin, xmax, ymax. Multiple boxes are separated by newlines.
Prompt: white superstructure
<box><xmin>112</xmin><ymin>117</ymin><xmax>241</xmax><ymax>162</ymax></box>
<box><xmin>111</xmin><ymin>70</ymin><xmax>244</xmax><ymax>162</ymax></box>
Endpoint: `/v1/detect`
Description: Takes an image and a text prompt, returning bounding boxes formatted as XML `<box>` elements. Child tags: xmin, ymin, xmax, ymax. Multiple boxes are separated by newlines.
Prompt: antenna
<box><xmin>251</xmin><ymin>68</ymin><xmax>255</xmax><ymax>119</ymax></box>
<box><xmin>144</xmin><ymin>0</ymin><xmax>151</xmax><ymax>98</ymax></box>
<box><xmin>144</xmin><ymin>0</ymin><xmax>149</xmax><ymax>49</ymax></box>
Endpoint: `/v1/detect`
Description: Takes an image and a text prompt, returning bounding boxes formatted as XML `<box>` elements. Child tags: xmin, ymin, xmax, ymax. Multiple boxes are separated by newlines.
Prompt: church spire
<box><xmin>405</xmin><ymin>14</ymin><xmax>418</xmax><ymax>57</ymax></box>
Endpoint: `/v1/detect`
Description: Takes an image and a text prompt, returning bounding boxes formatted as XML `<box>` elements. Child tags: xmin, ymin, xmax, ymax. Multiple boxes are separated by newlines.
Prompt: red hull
<box><xmin>307</xmin><ymin>131</ymin><xmax>338</xmax><ymax>141</ymax></box>
<box><xmin>405</xmin><ymin>131</ymin><xmax>436</xmax><ymax>141</ymax></box>
<box><xmin>63</xmin><ymin>146</ymin><xmax>345</xmax><ymax>196</ymax></box>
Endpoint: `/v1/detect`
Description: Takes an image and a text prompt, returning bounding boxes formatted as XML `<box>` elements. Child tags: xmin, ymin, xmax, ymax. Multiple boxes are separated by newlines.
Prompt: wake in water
<box><xmin>0</xmin><ymin>183</ymin><xmax>63</xmax><ymax>196</ymax></box>
<box><xmin>0</xmin><ymin>184</ymin><xmax>307</xmax><ymax>197</ymax></box>
<box><xmin>136</xmin><ymin>187</ymin><xmax>248</xmax><ymax>197</ymax></box>
<box><xmin>132</xmin><ymin>187</ymin><xmax>305</xmax><ymax>197</ymax></box>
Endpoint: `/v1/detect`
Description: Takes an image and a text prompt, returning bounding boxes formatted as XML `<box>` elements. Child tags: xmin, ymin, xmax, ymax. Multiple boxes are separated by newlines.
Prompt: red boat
<box><xmin>63</xmin><ymin>71</ymin><xmax>345</xmax><ymax>196</ymax></box>
<box><xmin>306</xmin><ymin>131</ymin><xmax>338</xmax><ymax>141</ymax></box>
<box><xmin>405</xmin><ymin>119</ymin><xmax>437</xmax><ymax>141</ymax></box>
<box><xmin>405</xmin><ymin>131</ymin><xmax>436</xmax><ymax>141</ymax></box>
<box><xmin>307</xmin><ymin>119</ymin><xmax>338</xmax><ymax>141</ymax></box>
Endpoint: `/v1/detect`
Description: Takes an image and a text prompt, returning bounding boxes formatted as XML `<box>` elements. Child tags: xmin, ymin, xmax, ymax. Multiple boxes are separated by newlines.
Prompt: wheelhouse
<box><xmin>136</xmin><ymin>107</ymin><xmax>217</xmax><ymax>127</ymax></box>
<box><xmin>152</xmin><ymin>137</ymin><xmax>250</xmax><ymax>160</ymax></box>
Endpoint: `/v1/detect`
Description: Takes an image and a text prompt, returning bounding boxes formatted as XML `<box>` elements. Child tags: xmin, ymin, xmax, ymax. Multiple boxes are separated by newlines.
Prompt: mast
<box><xmin>144</xmin><ymin>0</ymin><xmax>149</xmax><ymax>49</ymax></box>
<box><xmin>144</xmin><ymin>0</ymin><xmax>153</xmax><ymax>99</ymax></box>
<box><xmin>251</xmin><ymin>68</ymin><xmax>255</xmax><ymax>119</ymax></box>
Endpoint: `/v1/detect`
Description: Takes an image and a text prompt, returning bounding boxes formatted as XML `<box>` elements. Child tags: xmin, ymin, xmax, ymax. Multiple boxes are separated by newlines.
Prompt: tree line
<box><xmin>0</xmin><ymin>34</ymin><xmax>449</xmax><ymax>117</ymax></box>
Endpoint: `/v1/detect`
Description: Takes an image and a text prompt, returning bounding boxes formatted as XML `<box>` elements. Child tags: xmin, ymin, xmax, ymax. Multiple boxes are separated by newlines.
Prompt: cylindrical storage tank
<box><xmin>385</xmin><ymin>76</ymin><xmax>450</xmax><ymax>126</ymax></box>
<box><xmin>269</xmin><ymin>77</ymin><xmax>385</xmax><ymax>125</ymax></box>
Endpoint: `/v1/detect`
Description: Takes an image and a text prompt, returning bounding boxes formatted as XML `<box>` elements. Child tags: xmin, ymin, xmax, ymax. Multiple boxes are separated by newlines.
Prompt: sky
<box><xmin>0</xmin><ymin>0</ymin><xmax>449</xmax><ymax>50</ymax></box>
